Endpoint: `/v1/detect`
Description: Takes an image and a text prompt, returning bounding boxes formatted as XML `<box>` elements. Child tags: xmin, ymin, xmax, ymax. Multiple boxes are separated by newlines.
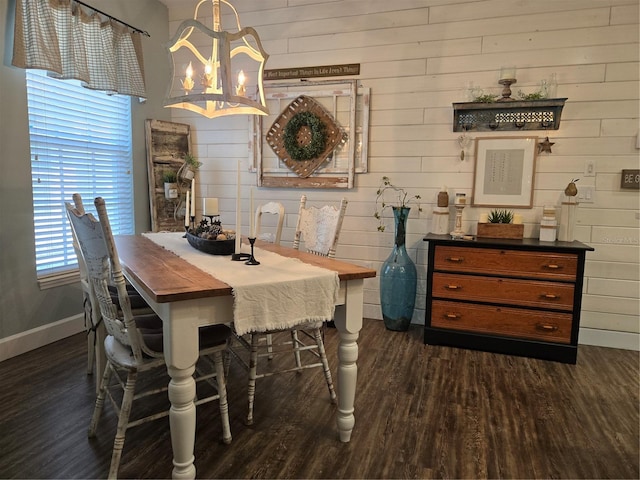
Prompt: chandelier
<box><xmin>164</xmin><ymin>0</ymin><xmax>269</xmax><ymax>118</ymax></box>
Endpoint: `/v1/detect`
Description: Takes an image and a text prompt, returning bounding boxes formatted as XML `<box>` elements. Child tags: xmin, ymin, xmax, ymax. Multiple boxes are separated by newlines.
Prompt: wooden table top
<box><xmin>115</xmin><ymin>235</ymin><xmax>376</xmax><ymax>304</ymax></box>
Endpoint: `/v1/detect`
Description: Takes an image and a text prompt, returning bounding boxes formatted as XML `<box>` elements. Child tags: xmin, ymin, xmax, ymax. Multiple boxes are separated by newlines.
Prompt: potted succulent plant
<box><xmin>477</xmin><ymin>208</ymin><xmax>524</xmax><ymax>239</ymax></box>
<box><xmin>163</xmin><ymin>170</ymin><xmax>178</xmax><ymax>199</ymax></box>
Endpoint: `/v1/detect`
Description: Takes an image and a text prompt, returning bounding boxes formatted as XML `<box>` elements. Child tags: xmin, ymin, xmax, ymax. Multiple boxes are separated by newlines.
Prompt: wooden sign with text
<box><xmin>621</xmin><ymin>169</ymin><xmax>640</xmax><ymax>189</ymax></box>
<box><xmin>264</xmin><ymin>63</ymin><xmax>360</xmax><ymax>81</ymax></box>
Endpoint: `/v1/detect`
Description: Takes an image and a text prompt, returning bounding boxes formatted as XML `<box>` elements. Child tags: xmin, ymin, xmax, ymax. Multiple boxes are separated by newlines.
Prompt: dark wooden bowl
<box><xmin>186</xmin><ymin>232</ymin><xmax>235</xmax><ymax>255</ymax></box>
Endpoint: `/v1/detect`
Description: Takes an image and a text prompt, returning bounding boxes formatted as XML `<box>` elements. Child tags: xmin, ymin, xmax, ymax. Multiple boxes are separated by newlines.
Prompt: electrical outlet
<box><xmin>578</xmin><ymin>186</ymin><xmax>595</xmax><ymax>203</ymax></box>
<box><xmin>584</xmin><ymin>160</ymin><xmax>596</xmax><ymax>177</ymax></box>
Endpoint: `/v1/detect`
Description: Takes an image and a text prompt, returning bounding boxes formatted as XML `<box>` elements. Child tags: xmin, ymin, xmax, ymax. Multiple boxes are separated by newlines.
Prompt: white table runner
<box><xmin>143</xmin><ymin>232</ymin><xmax>339</xmax><ymax>335</ymax></box>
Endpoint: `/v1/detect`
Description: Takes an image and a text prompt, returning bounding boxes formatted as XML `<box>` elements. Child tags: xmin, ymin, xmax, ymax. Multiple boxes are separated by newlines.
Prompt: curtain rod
<box><xmin>73</xmin><ymin>0</ymin><xmax>151</xmax><ymax>37</ymax></box>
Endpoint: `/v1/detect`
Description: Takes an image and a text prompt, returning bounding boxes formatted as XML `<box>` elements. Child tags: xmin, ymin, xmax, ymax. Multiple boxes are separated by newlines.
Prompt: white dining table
<box><xmin>114</xmin><ymin>234</ymin><xmax>376</xmax><ymax>479</ymax></box>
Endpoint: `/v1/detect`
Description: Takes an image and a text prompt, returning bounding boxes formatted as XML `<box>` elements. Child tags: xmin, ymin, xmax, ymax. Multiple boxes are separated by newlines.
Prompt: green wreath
<box><xmin>283</xmin><ymin>111</ymin><xmax>327</xmax><ymax>161</ymax></box>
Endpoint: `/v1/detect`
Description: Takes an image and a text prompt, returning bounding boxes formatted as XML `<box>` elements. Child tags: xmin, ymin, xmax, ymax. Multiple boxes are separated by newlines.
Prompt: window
<box><xmin>26</xmin><ymin>69</ymin><xmax>134</xmax><ymax>287</ymax></box>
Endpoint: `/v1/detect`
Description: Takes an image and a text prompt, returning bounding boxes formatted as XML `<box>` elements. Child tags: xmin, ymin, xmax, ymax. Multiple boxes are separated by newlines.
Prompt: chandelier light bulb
<box><xmin>181</xmin><ymin>62</ymin><xmax>194</xmax><ymax>93</ymax></box>
<box><xmin>236</xmin><ymin>70</ymin><xmax>246</xmax><ymax>96</ymax></box>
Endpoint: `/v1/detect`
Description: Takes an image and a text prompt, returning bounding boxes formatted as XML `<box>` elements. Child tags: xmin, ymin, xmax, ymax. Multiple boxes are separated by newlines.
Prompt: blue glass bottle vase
<box><xmin>380</xmin><ymin>206</ymin><xmax>417</xmax><ymax>331</ymax></box>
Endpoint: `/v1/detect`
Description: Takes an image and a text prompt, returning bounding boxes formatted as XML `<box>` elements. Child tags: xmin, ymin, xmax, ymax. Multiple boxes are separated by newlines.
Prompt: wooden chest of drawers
<box><xmin>423</xmin><ymin>234</ymin><xmax>594</xmax><ymax>363</ymax></box>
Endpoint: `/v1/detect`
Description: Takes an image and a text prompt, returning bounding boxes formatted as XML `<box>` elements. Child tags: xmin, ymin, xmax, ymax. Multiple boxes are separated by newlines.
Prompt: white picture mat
<box><xmin>472</xmin><ymin>136</ymin><xmax>537</xmax><ymax>208</ymax></box>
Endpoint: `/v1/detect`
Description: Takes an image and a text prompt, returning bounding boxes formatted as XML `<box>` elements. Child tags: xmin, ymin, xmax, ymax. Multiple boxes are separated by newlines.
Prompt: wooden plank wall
<box><xmin>165</xmin><ymin>0</ymin><xmax>640</xmax><ymax>348</ymax></box>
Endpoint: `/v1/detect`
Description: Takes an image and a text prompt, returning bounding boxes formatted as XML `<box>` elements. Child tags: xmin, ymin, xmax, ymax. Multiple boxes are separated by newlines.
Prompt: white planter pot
<box><xmin>164</xmin><ymin>182</ymin><xmax>178</xmax><ymax>199</ymax></box>
<box><xmin>180</xmin><ymin>165</ymin><xmax>195</xmax><ymax>181</ymax></box>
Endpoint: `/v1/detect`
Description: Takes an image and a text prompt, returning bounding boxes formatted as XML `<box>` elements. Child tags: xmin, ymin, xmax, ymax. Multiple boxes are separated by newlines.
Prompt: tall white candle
<box><xmin>184</xmin><ymin>191</ymin><xmax>190</xmax><ymax>227</ymax></box>
<box><xmin>235</xmin><ymin>159</ymin><xmax>241</xmax><ymax>253</ymax></box>
<box><xmin>190</xmin><ymin>179</ymin><xmax>196</xmax><ymax>217</ymax></box>
<box><xmin>249</xmin><ymin>188</ymin><xmax>254</xmax><ymax>237</ymax></box>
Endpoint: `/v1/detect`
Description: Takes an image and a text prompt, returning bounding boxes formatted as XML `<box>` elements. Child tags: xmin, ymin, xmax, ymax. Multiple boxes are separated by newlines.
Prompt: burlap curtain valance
<box><xmin>12</xmin><ymin>0</ymin><xmax>146</xmax><ymax>98</ymax></box>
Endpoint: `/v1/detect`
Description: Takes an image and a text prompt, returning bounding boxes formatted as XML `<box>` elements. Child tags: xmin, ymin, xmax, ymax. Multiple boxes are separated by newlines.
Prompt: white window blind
<box><xmin>26</xmin><ymin>69</ymin><xmax>134</xmax><ymax>278</ymax></box>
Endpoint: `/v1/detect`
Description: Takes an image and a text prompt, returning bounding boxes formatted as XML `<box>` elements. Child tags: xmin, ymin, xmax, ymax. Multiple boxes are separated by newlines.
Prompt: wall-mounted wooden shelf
<box><xmin>453</xmin><ymin>98</ymin><xmax>567</xmax><ymax>132</ymax></box>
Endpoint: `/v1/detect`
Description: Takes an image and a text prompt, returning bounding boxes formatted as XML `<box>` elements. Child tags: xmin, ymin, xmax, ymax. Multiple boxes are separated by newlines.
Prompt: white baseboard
<box><xmin>578</xmin><ymin>327</ymin><xmax>640</xmax><ymax>351</ymax></box>
<box><xmin>1</xmin><ymin>316</ymin><xmax>636</xmax><ymax>363</ymax></box>
<box><xmin>0</xmin><ymin>314</ymin><xmax>85</xmax><ymax>362</ymax></box>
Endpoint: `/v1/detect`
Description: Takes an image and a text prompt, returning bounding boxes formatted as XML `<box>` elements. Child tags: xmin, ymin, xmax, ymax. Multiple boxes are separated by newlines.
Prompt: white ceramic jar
<box><xmin>539</xmin><ymin>206</ymin><xmax>557</xmax><ymax>242</ymax></box>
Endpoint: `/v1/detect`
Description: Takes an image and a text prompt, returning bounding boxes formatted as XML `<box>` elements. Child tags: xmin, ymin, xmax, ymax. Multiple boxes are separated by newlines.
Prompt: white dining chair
<box><xmin>67</xmin><ymin>194</ymin><xmax>102</xmax><ymax>377</ymax></box>
<box><xmin>243</xmin><ymin>195</ymin><xmax>348</xmax><ymax>425</ymax></box>
<box><xmin>67</xmin><ymin>194</ymin><xmax>151</xmax><ymax>388</ymax></box>
<box><xmin>66</xmin><ymin>197</ymin><xmax>233</xmax><ymax>479</ymax></box>
<box><xmin>254</xmin><ymin>201</ymin><xmax>285</xmax><ymax>244</ymax></box>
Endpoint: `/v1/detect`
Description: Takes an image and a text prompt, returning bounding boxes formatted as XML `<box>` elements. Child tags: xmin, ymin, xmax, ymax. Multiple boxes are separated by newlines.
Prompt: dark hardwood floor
<box><xmin>1</xmin><ymin>319</ymin><xmax>638</xmax><ymax>479</ymax></box>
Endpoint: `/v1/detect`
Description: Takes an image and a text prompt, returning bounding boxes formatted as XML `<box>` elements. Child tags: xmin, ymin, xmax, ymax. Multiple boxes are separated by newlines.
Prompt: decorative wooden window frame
<box><xmin>144</xmin><ymin>119</ymin><xmax>192</xmax><ymax>232</ymax></box>
<box><xmin>250</xmin><ymin>79</ymin><xmax>370</xmax><ymax>189</ymax></box>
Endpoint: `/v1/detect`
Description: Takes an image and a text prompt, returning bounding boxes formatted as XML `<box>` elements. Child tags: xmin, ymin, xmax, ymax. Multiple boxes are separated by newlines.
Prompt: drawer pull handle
<box><xmin>545</xmin><ymin>263</ymin><xmax>562</xmax><ymax>270</ymax></box>
<box><xmin>542</xmin><ymin>293</ymin><xmax>559</xmax><ymax>299</ymax></box>
<box><xmin>445</xmin><ymin>313</ymin><xmax>460</xmax><ymax>320</ymax></box>
<box><xmin>446</xmin><ymin>256</ymin><xmax>464</xmax><ymax>263</ymax></box>
<box><xmin>536</xmin><ymin>323</ymin><xmax>558</xmax><ymax>332</ymax></box>
<box><xmin>446</xmin><ymin>284</ymin><xmax>462</xmax><ymax>290</ymax></box>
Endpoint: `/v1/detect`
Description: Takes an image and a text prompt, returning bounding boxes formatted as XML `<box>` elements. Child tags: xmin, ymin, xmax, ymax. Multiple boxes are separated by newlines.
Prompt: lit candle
<box><xmin>184</xmin><ymin>191</ymin><xmax>190</xmax><ymax>227</ymax></box>
<box><xmin>236</xmin><ymin>70</ymin><xmax>246</xmax><ymax>96</ymax></box>
<box><xmin>249</xmin><ymin>188</ymin><xmax>254</xmax><ymax>238</ymax></box>
<box><xmin>203</xmin><ymin>197</ymin><xmax>219</xmax><ymax>216</ymax></box>
<box><xmin>181</xmin><ymin>62</ymin><xmax>194</xmax><ymax>93</ymax></box>
<box><xmin>479</xmin><ymin>213</ymin><xmax>489</xmax><ymax>223</ymax></box>
<box><xmin>190</xmin><ymin>179</ymin><xmax>196</xmax><ymax>218</ymax></box>
<box><xmin>513</xmin><ymin>213</ymin><xmax>523</xmax><ymax>224</ymax></box>
<box><xmin>235</xmin><ymin>159</ymin><xmax>241</xmax><ymax>253</ymax></box>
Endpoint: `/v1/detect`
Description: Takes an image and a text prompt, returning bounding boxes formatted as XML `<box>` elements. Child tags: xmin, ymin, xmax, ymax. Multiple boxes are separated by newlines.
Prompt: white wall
<box><xmin>171</xmin><ymin>0</ymin><xmax>638</xmax><ymax>348</ymax></box>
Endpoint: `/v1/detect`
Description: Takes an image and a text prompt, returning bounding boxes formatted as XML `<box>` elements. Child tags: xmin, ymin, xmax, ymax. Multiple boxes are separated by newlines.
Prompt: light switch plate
<box><xmin>584</xmin><ymin>160</ymin><xmax>596</xmax><ymax>177</ymax></box>
<box><xmin>578</xmin><ymin>186</ymin><xmax>595</xmax><ymax>203</ymax></box>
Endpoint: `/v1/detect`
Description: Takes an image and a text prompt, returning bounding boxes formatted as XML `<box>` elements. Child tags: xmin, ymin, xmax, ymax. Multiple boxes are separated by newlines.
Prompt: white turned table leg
<box><xmin>336</xmin><ymin>331</ymin><xmax>359</xmax><ymax>442</ymax></box>
<box><xmin>163</xmin><ymin>307</ymin><xmax>201</xmax><ymax>480</ymax></box>
<box><xmin>168</xmin><ymin>365</ymin><xmax>197</xmax><ymax>479</ymax></box>
<box><xmin>333</xmin><ymin>279</ymin><xmax>364</xmax><ymax>443</ymax></box>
